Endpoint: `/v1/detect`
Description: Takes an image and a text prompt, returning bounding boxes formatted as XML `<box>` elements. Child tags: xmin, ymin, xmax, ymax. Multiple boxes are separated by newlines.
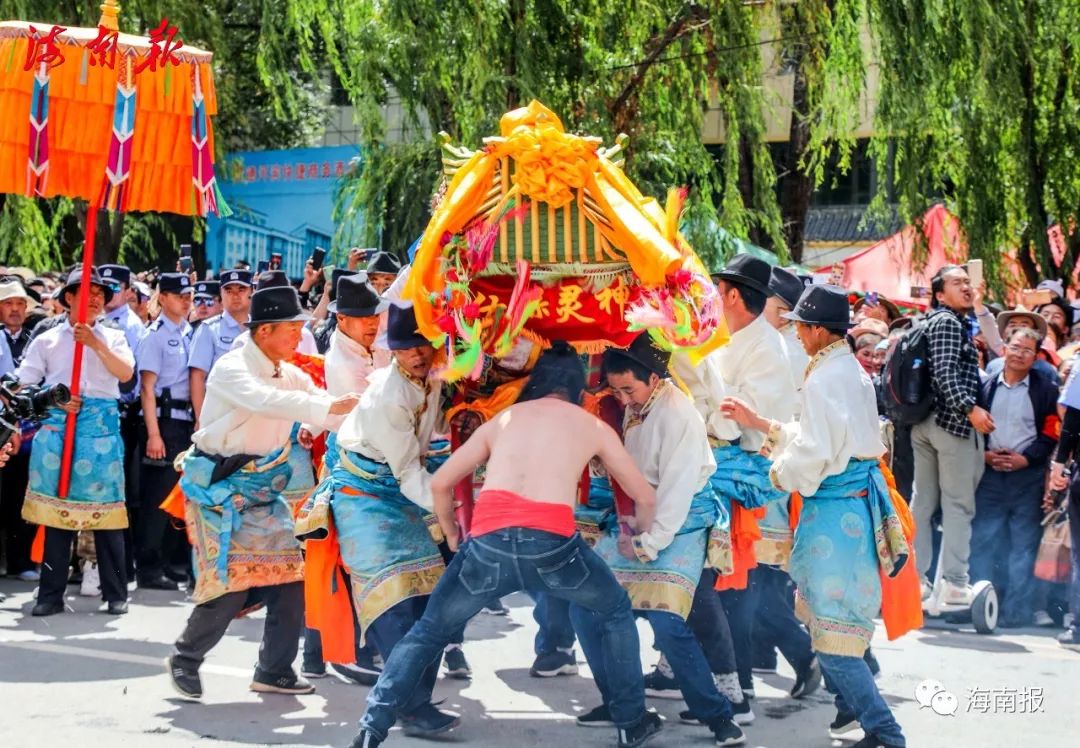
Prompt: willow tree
<box><xmin>868</xmin><ymin>0</ymin><xmax>1080</xmax><ymax>287</ymax></box>
<box><xmin>299</xmin><ymin>0</ymin><xmax>788</xmax><ymax>267</ymax></box>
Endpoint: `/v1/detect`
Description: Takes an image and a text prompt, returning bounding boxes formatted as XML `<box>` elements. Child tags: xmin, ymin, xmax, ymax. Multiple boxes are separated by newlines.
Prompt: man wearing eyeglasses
<box><xmin>970</xmin><ymin>327</ymin><xmax>1060</xmax><ymax>627</ymax></box>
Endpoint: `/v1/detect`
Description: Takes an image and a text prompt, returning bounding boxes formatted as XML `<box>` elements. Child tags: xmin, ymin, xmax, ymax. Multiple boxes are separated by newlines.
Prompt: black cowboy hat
<box><xmin>59</xmin><ymin>267</ymin><xmax>114</xmax><ymax>309</ymax></box>
<box><xmin>714</xmin><ymin>254</ymin><xmax>772</xmax><ymax>295</ymax></box>
<box><xmin>329</xmin><ymin>274</ymin><xmax>389</xmax><ymax>317</ymax></box>
<box><xmin>386</xmin><ymin>304</ymin><xmax>430</xmax><ymax>350</ymax></box>
<box><xmin>248</xmin><ymin>286</ymin><xmax>311</xmax><ymax>324</ymax></box>
<box><xmin>330</xmin><ymin>267</ymin><xmax>360</xmax><ymax>302</ymax></box>
<box><xmin>768</xmin><ymin>266</ymin><xmax>806</xmax><ymax>310</ymax></box>
<box><xmin>255</xmin><ymin>269</ymin><xmax>291</xmax><ymax>291</ymax></box>
<box><xmin>366</xmin><ymin>251</ymin><xmax>402</xmax><ymax>276</ymax></box>
<box><xmin>607</xmin><ymin>331</ymin><xmax>670</xmax><ymax>378</ymax></box>
<box><xmin>782</xmin><ymin>284</ymin><xmax>852</xmax><ymax>330</ymax></box>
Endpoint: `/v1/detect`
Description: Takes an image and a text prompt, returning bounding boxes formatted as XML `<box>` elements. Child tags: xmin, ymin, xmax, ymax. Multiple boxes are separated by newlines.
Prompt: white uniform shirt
<box><xmin>192</xmin><ymin>339</ymin><xmax>334</xmax><ymax>457</ymax></box>
<box><xmin>16</xmin><ymin>320</ymin><xmax>133</xmax><ymax>399</ymax></box>
<box><xmin>764</xmin><ymin>340</ymin><xmax>884</xmax><ymax>497</ymax></box>
<box><xmin>673</xmin><ymin>314</ymin><xmax>797</xmax><ymax>452</ymax></box>
<box><xmin>336</xmin><ymin>361</ymin><xmax>445</xmax><ymax>510</ymax></box>
<box><xmin>623</xmin><ymin>380</ymin><xmax>716</xmax><ymax>560</ymax></box>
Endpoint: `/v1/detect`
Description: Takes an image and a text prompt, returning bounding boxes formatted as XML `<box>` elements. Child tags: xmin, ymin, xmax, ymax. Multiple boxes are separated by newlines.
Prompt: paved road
<box><xmin>0</xmin><ymin>579</ymin><xmax>1075</xmax><ymax>747</ymax></box>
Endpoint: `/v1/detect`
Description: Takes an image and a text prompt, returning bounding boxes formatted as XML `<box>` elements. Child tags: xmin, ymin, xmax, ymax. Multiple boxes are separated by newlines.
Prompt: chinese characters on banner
<box><xmin>471</xmin><ymin>275</ymin><xmax>642</xmax><ymax>349</ymax></box>
<box><xmin>239</xmin><ymin>161</ymin><xmax>349</xmax><ymax>184</ymax></box>
<box><xmin>23</xmin><ymin>19</ymin><xmax>183</xmax><ymax>73</ymax></box>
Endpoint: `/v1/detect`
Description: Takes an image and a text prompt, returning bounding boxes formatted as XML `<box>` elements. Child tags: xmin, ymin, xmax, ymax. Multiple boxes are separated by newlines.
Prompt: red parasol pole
<box><xmin>57</xmin><ymin>201</ymin><xmax>100</xmax><ymax>498</ymax></box>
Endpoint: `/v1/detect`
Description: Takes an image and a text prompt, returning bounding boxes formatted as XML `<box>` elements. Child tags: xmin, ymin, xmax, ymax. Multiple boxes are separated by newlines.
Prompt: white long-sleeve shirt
<box><xmin>778</xmin><ymin>323</ymin><xmax>809</xmax><ymax>391</ymax></box>
<box><xmin>308</xmin><ymin>329</ymin><xmax>392</xmax><ymax>435</ymax></box>
<box><xmin>763</xmin><ymin>340</ymin><xmax>884</xmax><ymax>497</ymax></box>
<box><xmin>16</xmin><ymin>320</ymin><xmax>133</xmax><ymax>399</ymax></box>
<box><xmin>230</xmin><ymin>326</ymin><xmax>318</xmax><ymax>355</ymax></box>
<box><xmin>335</xmin><ymin>360</ymin><xmax>444</xmax><ymax>510</ymax></box>
<box><xmin>673</xmin><ymin>314</ymin><xmax>797</xmax><ymax>452</ymax></box>
<box><xmin>193</xmin><ymin>339</ymin><xmax>334</xmax><ymax>457</ymax></box>
<box><xmin>623</xmin><ymin>380</ymin><xmax>716</xmax><ymax>560</ymax></box>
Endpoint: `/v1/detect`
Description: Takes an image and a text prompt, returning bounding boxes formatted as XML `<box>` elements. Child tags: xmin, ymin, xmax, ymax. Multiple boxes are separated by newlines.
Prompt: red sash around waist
<box><xmin>470</xmin><ymin>489</ymin><xmax>576</xmax><ymax>538</ymax></box>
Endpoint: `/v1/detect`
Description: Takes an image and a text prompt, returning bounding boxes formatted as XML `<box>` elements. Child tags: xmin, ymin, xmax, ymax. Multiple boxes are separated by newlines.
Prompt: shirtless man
<box><xmin>349</xmin><ymin>342</ymin><xmax>662</xmax><ymax>748</ymax></box>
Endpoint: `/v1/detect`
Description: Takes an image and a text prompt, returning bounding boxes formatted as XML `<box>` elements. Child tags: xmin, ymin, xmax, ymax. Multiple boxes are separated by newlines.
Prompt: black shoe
<box><xmin>791</xmin><ymin>656</ymin><xmax>822</xmax><ymax>698</ymax></box>
<box><xmin>1057</xmin><ymin>627</ymin><xmax>1080</xmax><ymax>651</ymax></box>
<box><xmin>442</xmin><ymin>645</ymin><xmax>472</xmax><ymax>679</ymax></box>
<box><xmin>618</xmin><ymin>710</ymin><xmax>663</xmax><ymax>748</ymax></box>
<box><xmin>482</xmin><ymin>599</ymin><xmax>509</xmax><ymax>615</ymax></box>
<box><xmin>106</xmin><ymin>600</ymin><xmax>129</xmax><ymax>615</ymax></box>
<box><xmin>530</xmin><ymin>649</ymin><xmax>579</xmax><ymax>677</ymax></box>
<box><xmin>643</xmin><ymin>668</ymin><xmax>681</xmax><ymax>699</ymax></box>
<box><xmin>679</xmin><ymin>709</ymin><xmax>705</xmax><ymax>725</ymax></box>
<box><xmin>31</xmin><ymin>601</ymin><xmax>64</xmax><ymax>617</ymax></box>
<box><xmin>349</xmin><ymin>730</ymin><xmax>382</xmax><ymax>748</ymax></box>
<box><xmin>400</xmin><ymin>702</ymin><xmax>460</xmax><ymax>736</ymax></box>
<box><xmin>330</xmin><ymin>661</ymin><xmax>381</xmax><ymax>686</ymax></box>
<box><xmin>166</xmin><ymin>656</ymin><xmax>202</xmax><ymax>700</ymax></box>
<box><xmin>301</xmin><ymin>663</ymin><xmax>328</xmax><ymax>679</ymax></box>
<box><xmin>730</xmin><ymin>699</ymin><xmax>755</xmax><ymax>725</ymax></box>
<box><xmin>829</xmin><ymin>709</ymin><xmax>860</xmax><ymax>739</ymax></box>
<box><xmin>863</xmin><ymin>647</ymin><xmax>881</xmax><ymax>679</ymax></box>
<box><xmin>138</xmin><ymin>575</ymin><xmax>179</xmax><ymax>591</ymax></box>
<box><xmin>708</xmin><ymin>716</ymin><xmax>746</xmax><ymax>746</ymax></box>
<box><xmin>250</xmin><ymin>669</ymin><xmax>316</xmax><ymax>694</ymax></box>
<box><xmin>576</xmin><ymin>704</ymin><xmax>615</xmax><ymax>728</ymax></box>
<box><xmin>164</xmin><ymin>566</ymin><xmax>190</xmax><ymax>583</ymax></box>
<box><xmin>850</xmin><ymin>733</ymin><xmax>903</xmax><ymax>748</ymax></box>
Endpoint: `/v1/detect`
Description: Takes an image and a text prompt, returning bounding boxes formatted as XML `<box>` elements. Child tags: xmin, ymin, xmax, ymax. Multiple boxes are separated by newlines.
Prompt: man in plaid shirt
<box><xmin>911</xmin><ymin>264</ymin><xmax>996</xmax><ymax>606</ymax></box>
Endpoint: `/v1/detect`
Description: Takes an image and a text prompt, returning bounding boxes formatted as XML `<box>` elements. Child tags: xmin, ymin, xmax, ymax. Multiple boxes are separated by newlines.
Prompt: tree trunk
<box><xmin>778</xmin><ymin>58</ymin><xmax>813</xmax><ymax>265</ymax></box>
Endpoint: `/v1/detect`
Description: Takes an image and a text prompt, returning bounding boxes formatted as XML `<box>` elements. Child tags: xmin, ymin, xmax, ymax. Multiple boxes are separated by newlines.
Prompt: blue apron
<box><xmin>23</xmin><ymin>398</ymin><xmax>127</xmax><ymax>531</ymax></box>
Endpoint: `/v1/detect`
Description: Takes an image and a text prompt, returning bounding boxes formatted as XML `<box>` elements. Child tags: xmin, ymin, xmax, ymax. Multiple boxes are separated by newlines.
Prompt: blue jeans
<box><xmin>749</xmin><ymin>565</ymin><xmax>813</xmax><ymax>671</ymax></box>
<box><xmin>970</xmin><ymin>467</ymin><xmax>1045</xmax><ymax>621</ymax></box>
<box><xmin>819</xmin><ymin>652</ymin><xmax>905</xmax><ymax>746</ymax></box>
<box><xmin>574</xmin><ymin>606</ymin><xmax>733</xmax><ymax>723</ymax></box>
<box><xmin>532</xmin><ymin>592</ymin><xmax>576</xmax><ymax>655</ymax></box>
<box><xmin>360</xmin><ymin>529</ymin><xmax>645</xmax><ymax>739</ymax></box>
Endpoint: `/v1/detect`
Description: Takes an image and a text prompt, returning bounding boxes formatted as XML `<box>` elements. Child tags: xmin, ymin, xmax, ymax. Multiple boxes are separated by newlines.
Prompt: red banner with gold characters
<box><xmin>471</xmin><ymin>275</ymin><xmax>642</xmax><ymax>350</ymax></box>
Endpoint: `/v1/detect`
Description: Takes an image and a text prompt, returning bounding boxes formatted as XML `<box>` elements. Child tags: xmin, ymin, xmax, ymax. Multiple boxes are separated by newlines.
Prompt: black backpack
<box><xmin>881</xmin><ymin>321</ymin><xmax>934</xmax><ymax>425</ymax></box>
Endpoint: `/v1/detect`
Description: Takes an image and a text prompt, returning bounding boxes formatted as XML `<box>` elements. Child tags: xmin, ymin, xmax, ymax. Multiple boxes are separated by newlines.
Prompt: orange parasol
<box><xmin>0</xmin><ymin>1</ymin><xmax>225</xmax><ymax>496</ymax></box>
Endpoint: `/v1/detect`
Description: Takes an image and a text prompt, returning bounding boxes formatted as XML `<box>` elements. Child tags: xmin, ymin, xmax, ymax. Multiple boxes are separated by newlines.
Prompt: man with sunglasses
<box><xmin>191</xmin><ymin>280</ymin><xmax>221</xmax><ymax>329</ymax></box>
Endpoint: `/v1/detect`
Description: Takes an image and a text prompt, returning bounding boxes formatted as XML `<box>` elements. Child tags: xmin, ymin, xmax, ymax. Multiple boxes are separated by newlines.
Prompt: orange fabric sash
<box><xmin>714</xmin><ymin>505</ymin><xmax>766</xmax><ymax>591</ymax></box>
<box><xmin>303</xmin><ymin>520</ymin><xmax>357</xmax><ymax>664</ymax></box>
<box><xmin>877</xmin><ymin>460</ymin><xmax>924</xmax><ymax>640</ymax></box>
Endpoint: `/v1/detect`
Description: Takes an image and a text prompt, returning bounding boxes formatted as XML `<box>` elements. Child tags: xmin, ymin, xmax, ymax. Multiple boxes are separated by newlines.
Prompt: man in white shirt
<box><xmin>167</xmin><ymin>284</ymin><xmax>358</xmax><ymax>701</ymax></box>
<box><xmin>764</xmin><ymin>266</ymin><xmax>810</xmax><ymax>387</ymax></box>
<box><xmin>574</xmin><ymin>333</ymin><xmax>746</xmax><ymax>747</ymax></box>
<box><xmin>671</xmin><ymin>254</ymin><xmax>803</xmax><ymax>707</ymax></box>
<box><xmin>299</xmin><ymin>305</ymin><xmax>460</xmax><ymax>737</ymax></box>
<box><xmin>17</xmin><ymin>267</ymin><xmax>135</xmax><ymax>617</ymax></box>
<box><xmin>722</xmin><ymin>285</ymin><xmax>909</xmax><ymax>748</ymax></box>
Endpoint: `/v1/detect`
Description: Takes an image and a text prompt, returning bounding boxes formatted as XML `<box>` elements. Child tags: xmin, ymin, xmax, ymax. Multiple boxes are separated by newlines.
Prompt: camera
<box><xmin>0</xmin><ymin>374</ymin><xmax>71</xmax><ymax>448</ymax></box>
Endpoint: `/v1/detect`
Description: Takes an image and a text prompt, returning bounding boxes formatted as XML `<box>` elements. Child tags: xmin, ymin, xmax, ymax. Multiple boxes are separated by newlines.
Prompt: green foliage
<box><xmin>867</xmin><ymin>0</ymin><xmax>1080</xmax><ymax>288</ymax></box>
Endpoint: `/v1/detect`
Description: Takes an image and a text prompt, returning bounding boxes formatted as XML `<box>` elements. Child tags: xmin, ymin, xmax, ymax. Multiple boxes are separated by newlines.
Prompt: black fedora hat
<box><xmin>330</xmin><ymin>267</ymin><xmax>360</xmax><ymax>302</ymax></box>
<box><xmin>366</xmin><ymin>251</ymin><xmax>401</xmax><ymax>276</ymax></box>
<box><xmin>606</xmin><ymin>332</ymin><xmax>670</xmax><ymax>378</ymax></box>
<box><xmin>768</xmin><ymin>266</ymin><xmax>806</xmax><ymax>309</ymax></box>
<box><xmin>330</xmin><ymin>275</ymin><xmax>389</xmax><ymax>317</ymax></box>
<box><xmin>248</xmin><ymin>286</ymin><xmax>311</xmax><ymax>324</ymax></box>
<box><xmin>714</xmin><ymin>254</ymin><xmax>771</xmax><ymax>295</ymax></box>
<box><xmin>386</xmin><ymin>304</ymin><xmax>430</xmax><ymax>350</ymax></box>
<box><xmin>782</xmin><ymin>284</ymin><xmax>852</xmax><ymax>329</ymax></box>
<box><xmin>255</xmin><ymin>269</ymin><xmax>290</xmax><ymax>290</ymax></box>
<box><xmin>59</xmin><ymin>266</ymin><xmax>114</xmax><ymax>309</ymax></box>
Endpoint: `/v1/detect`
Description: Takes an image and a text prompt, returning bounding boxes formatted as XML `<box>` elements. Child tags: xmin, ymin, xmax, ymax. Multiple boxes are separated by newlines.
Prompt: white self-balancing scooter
<box><xmin>922</xmin><ymin>560</ymin><xmax>998</xmax><ymax>634</ymax></box>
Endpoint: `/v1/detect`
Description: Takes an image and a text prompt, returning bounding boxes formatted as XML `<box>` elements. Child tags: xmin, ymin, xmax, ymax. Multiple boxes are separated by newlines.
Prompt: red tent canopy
<box><xmin>823</xmin><ymin>204</ymin><xmax>1072</xmax><ymax>309</ymax></box>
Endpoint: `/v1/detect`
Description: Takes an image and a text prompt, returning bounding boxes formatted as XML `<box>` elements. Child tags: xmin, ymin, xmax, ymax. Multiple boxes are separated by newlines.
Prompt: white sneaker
<box><xmin>920</xmin><ymin>579</ymin><xmax>933</xmax><ymax>601</ymax></box>
<box><xmin>942</xmin><ymin>581</ymin><xmax>973</xmax><ymax>606</ymax></box>
<box><xmin>1064</xmin><ymin>613</ymin><xmax>1074</xmax><ymax>630</ymax></box>
<box><xmin>1033</xmin><ymin>610</ymin><xmax>1054</xmax><ymax>627</ymax></box>
<box><xmin>80</xmin><ymin>563</ymin><xmax>100</xmax><ymax>597</ymax></box>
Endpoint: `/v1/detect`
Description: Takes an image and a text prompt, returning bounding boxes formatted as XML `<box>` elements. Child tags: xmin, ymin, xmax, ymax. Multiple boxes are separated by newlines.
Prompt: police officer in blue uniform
<box><xmin>135</xmin><ymin>273</ymin><xmax>196</xmax><ymax>590</ymax></box>
<box><xmin>191</xmin><ymin>280</ymin><xmax>221</xmax><ymax>331</ymax></box>
<box><xmin>188</xmin><ymin>269</ymin><xmax>252</xmax><ymax>423</ymax></box>
<box><xmin>100</xmin><ymin>263</ymin><xmax>148</xmax><ymax>571</ymax></box>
